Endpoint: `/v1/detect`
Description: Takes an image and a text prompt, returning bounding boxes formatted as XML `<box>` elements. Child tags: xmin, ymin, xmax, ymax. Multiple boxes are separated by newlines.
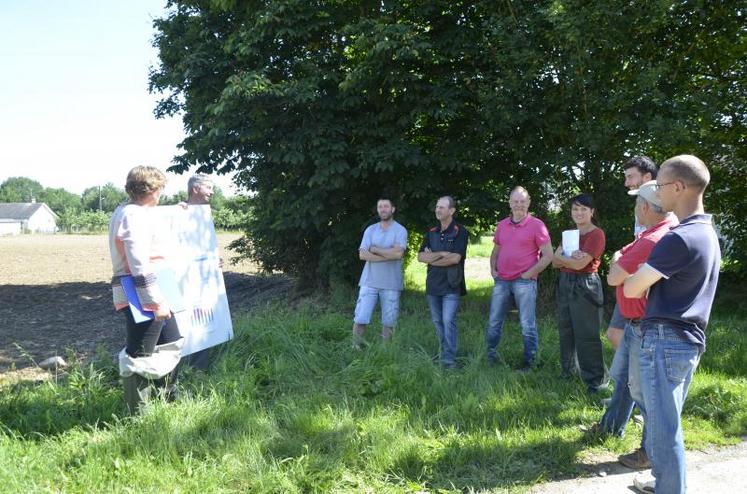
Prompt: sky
<box><xmin>0</xmin><ymin>1</ymin><xmax>237</xmax><ymax>197</ymax></box>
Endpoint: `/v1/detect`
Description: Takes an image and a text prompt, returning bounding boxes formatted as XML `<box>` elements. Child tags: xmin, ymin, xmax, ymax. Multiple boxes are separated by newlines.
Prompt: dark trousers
<box><xmin>121</xmin><ymin>308</ymin><xmax>182</xmax><ymax>412</ymax></box>
<box><xmin>123</xmin><ymin>308</ymin><xmax>181</xmax><ymax>357</ymax></box>
<box><xmin>183</xmin><ymin>348</ymin><xmax>210</xmax><ymax>371</ymax></box>
<box><xmin>556</xmin><ymin>272</ymin><xmax>607</xmax><ymax>390</ymax></box>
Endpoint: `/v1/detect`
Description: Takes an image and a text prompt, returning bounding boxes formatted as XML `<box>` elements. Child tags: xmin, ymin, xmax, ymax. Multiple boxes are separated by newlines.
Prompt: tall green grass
<box><xmin>1</xmin><ymin>264</ymin><xmax>745</xmax><ymax>493</ymax></box>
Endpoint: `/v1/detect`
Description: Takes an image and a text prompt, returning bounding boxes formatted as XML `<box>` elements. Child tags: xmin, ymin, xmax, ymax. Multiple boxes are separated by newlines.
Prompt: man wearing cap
<box><xmin>624</xmin><ymin>155</ymin><xmax>720</xmax><ymax>494</ymax></box>
<box><xmin>595</xmin><ymin>181</ymin><xmax>677</xmax><ymax>470</ymax></box>
<box><xmin>595</xmin><ymin>157</ymin><xmax>657</xmax><ymax>468</ymax></box>
<box><xmin>485</xmin><ymin>186</ymin><xmax>553</xmax><ymax>371</ymax></box>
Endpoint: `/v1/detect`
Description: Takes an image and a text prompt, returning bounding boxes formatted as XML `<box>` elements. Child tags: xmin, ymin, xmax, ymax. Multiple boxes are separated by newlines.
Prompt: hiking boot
<box><xmin>633</xmin><ymin>473</ymin><xmax>655</xmax><ymax>493</ymax></box>
<box><xmin>619</xmin><ymin>447</ymin><xmax>651</xmax><ymax>470</ymax></box>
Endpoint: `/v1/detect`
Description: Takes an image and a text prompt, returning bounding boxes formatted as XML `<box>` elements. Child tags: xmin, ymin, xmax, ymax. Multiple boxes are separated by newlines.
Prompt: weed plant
<box><xmin>1</xmin><ymin>264</ymin><xmax>745</xmax><ymax>493</ymax></box>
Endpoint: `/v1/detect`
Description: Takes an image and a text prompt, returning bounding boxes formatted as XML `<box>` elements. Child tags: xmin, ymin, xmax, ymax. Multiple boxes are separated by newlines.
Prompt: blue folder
<box><xmin>120</xmin><ymin>269</ymin><xmax>185</xmax><ymax>323</ymax></box>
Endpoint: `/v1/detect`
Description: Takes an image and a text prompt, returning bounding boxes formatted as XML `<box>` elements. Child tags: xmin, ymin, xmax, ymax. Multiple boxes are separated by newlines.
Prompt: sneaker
<box><xmin>516</xmin><ymin>364</ymin><xmax>533</xmax><ymax>373</ymax></box>
<box><xmin>600</xmin><ymin>397</ymin><xmax>612</xmax><ymax>407</ymax></box>
<box><xmin>633</xmin><ymin>413</ymin><xmax>644</xmax><ymax>426</ymax></box>
<box><xmin>619</xmin><ymin>447</ymin><xmax>651</xmax><ymax>470</ymax></box>
<box><xmin>633</xmin><ymin>473</ymin><xmax>655</xmax><ymax>493</ymax></box>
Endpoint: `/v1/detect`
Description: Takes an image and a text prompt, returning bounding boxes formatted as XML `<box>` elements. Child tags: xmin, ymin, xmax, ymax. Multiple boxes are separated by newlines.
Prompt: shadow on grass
<box><xmin>0</xmin><ymin>369</ymin><xmax>122</xmax><ymax>439</ymax></box>
<box><xmin>389</xmin><ymin>435</ymin><xmax>587</xmax><ymax>490</ymax></box>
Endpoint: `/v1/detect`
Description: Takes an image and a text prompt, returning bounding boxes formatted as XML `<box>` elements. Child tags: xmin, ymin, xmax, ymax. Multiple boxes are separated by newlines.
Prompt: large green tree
<box><xmin>151</xmin><ymin>1</ymin><xmax>745</xmax><ymax>285</ymax></box>
<box><xmin>38</xmin><ymin>187</ymin><xmax>82</xmax><ymax>214</ymax></box>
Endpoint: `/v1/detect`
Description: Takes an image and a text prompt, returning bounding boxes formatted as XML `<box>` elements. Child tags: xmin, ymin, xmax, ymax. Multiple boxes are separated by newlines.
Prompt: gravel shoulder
<box><xmin>529</xmin><ymin>438</ymin><xmax>747</xmax><ymax>493</ymax></box>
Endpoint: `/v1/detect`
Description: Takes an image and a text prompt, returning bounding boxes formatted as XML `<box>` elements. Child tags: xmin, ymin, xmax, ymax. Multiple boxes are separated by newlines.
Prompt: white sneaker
<box><xmin>633</xmin><ymin>473</ymin><xmax>655</xmax><ymax>493</ymax></box>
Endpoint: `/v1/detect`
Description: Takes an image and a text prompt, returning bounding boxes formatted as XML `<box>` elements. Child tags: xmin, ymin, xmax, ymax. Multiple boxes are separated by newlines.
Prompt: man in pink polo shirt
<box><xmin>486</xmin><ymin>186</ymin><xmax>553</xmax><ymax>370</ymax></box>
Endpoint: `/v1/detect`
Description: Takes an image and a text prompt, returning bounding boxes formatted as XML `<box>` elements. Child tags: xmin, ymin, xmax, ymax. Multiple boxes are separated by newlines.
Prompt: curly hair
<box><xmin>125</xmin><ymin>166</ymin><xmax>167</xmax><ymax>200</ymax></box>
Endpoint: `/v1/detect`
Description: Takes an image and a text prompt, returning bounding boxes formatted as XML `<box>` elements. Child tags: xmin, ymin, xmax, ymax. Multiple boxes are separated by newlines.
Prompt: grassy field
<box><xmin>1</xmin><ymin>240</ymin><xmax>745</xmax><ymax>493</ymax></box>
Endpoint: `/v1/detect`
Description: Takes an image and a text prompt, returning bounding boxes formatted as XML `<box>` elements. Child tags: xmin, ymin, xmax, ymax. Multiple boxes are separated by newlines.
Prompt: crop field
<box><xmin>0</xmin><ymin>233</ymin><xmax>289</xmax><ymax>375</ymax></box>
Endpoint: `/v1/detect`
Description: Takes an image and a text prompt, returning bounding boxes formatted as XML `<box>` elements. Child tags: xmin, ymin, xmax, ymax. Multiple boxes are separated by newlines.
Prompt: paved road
<box><xmin>530</xmin><ymin>439</ymin><xmax>747</xmax><ymax>493</ymax></box>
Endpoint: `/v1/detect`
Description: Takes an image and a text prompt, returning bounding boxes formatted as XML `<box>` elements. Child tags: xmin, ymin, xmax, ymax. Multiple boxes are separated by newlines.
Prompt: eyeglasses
<box><xmin>654</xmin><ymin>181</ymin><xmax>676</xmax><ymax>191</ymax></box>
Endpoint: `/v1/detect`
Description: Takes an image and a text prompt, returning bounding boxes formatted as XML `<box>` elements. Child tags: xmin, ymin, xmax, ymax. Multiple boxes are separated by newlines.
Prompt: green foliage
<box><xmin>38</xmin><ymin>187</ymin><xmax>82</xmax><ymax>214</ymax></box>
<box><xmin>212</xmin><ymin>206</ymin><xmax>249</xmax><ymax>231</ymax></box>
<box><xmin>57</xmin><ymin>210</ymin><xmax>111</xmax><ymax>233</ymax></box>
<box><xmin>150</xmin><ymin>1</ymin><xmax>746</xmax><ymax>286</ymax></box>
<box><xmin>0</xmin><ymin>177</ymin><xmax>44</xmax><ymax>203</ymax></box>
<box><xmin>81</xmin><ymin>183</ymin><xmax>128</xmax><ymax>213</ymax></box>
<box><xmin>159</xmin><ymin>190</ymin><xmax>188</xmax><ymax>205</ymax></box>
<box><xmin>0</xmin><ymin>350</ymin><xmax>120</xmax><ymax>438</ymax></box>
<box><xmin>0</xmin><ymin>276</ymin><xmax>744</xmax><ymax>491</ymax></box>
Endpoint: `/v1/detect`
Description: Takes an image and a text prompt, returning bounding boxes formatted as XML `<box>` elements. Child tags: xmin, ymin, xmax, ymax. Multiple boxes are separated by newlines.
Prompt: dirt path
<box><xmin>530</xmin><ymin>439</ymin><xmax>747</xmax><ymax>493</ymax></box>
<box><xmin>0</xmin><ymin>233</ymin><xmax>291</xmax><ymax>374</ymax></box>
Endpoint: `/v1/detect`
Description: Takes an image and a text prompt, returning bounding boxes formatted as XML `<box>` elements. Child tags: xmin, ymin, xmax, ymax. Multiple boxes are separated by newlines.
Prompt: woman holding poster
<box><xmin>108</xmin><ymin>166</ymin><xmax>183</xmax><ymax>413</ymax></box>
<box><xmin>552</xmin><ymin>194</ymin><xmax>608</xmax><ymax>392</ymax></box>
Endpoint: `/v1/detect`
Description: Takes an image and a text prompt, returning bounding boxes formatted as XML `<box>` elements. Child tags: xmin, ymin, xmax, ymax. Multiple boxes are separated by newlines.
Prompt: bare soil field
<box><xmin>0</xmin><ymin>234</ymin><xmax>291</xmax><ymax>374</ymax></box>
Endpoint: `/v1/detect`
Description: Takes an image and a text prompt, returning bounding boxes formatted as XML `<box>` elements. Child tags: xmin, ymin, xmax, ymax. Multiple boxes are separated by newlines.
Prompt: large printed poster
<box><xmin>154</xmin><ymin>205</ymin><xmax>234</xmax><ymax>355</ymax></box>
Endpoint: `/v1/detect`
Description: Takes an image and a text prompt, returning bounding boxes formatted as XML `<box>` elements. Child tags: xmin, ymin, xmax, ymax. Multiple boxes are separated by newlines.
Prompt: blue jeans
<box><xmin>486</xmin><ymin>278</ymin><xmax>538</xmax><ymax>365</ymax></box>
<box><xmin>639</xmin><ymin>323</ymin><xmax>701</xmax><ymax>494</ymax></box>
<box><xmin>600</xmin><ymin>321</ymin><xmax>645</xmax><ymax>447</ymax></box>
<box><xmin>427</xmin><ymin>293</ymin><xmax>461</xmax><ymax>367</ymax></box>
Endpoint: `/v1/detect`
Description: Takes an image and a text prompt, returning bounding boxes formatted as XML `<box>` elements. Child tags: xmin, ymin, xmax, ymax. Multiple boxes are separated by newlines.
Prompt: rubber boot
<box><xmin>154</xmin><ymin>366</ymin><xmax>180</xmax><ymax>403</ymax></box>
<box><xmin>122</xmin><ymin>373</ymin><xmax>154</xmax><ymax>414</ymax></box>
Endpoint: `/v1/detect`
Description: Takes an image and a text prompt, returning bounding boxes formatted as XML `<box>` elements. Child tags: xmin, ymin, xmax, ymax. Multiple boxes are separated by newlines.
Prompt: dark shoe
<box><xmin>516</xmin><ymin>364</ymin><xmax>533</xmax><ymax>373</ymax></box>
<box><xmin>619</xmin><ymin>448</ymin><xmax>652</xmax><ymax>470</ymax></box>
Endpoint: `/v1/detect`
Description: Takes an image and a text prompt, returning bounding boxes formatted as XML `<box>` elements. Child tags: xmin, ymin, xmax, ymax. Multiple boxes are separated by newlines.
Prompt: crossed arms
<box><xmin>417</xmin><ymin>248</ymin><xmax>462</xmax><ymax>266</ymax></box>
<box><xmin>359</xmin><ymin>245</ymin><xmax>405</xmax><ymax>262</ymax></box>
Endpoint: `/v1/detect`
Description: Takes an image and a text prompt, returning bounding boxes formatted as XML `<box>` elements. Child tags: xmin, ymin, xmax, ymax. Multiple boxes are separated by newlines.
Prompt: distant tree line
<box><xmin>0</xmin><ymin>176</ymin><xmax>248</xmax><ymax>232</ymax></box>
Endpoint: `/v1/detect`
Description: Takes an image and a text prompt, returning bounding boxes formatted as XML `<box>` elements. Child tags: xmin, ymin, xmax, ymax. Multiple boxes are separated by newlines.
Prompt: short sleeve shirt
<box><xmin>419</xmin><ymin>221</ymin><xmax>469</xmax><ymax>296</ymax></box>
<box><xmin>358</xmin><ymin>220</ymin><xmax>408</xmax><ymax>290</ymax></box>
<box><xmin>643</xmin><ymin>214</ymin><xmax>721</xmax><ymax>349</ymax></box>
<box><xmin>494</xmin><ymin>215</ymin><xmax>551</xmax><ymax>280</ymax></box>
<box><xmin>615</xmin><ymin>216</ymin><xmax>678</xmax><ymax>319</ymax></box>
<box><xmin>560</xmin><ymin>227</ymin><xmax>605</xmax><ymax>274</ymax></box>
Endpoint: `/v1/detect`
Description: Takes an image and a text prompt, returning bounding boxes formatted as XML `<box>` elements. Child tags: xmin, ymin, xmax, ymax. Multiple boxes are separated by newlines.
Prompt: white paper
<box><xmin>562</xmin><ymin>229</ymin><xmax>580</xmax><ymax>257</ymax></box>
<box><xmin>152</xmin><ymin>205</ymin><xmax>234</xmax><ymax>356</ymax></box>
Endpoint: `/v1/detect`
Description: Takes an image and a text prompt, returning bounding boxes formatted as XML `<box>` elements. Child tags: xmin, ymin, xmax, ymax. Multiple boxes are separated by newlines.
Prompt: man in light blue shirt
<box><xmin>353</xmin><ymin>197</ymin><xmax>408</xmax><ymax>349</ymax></box>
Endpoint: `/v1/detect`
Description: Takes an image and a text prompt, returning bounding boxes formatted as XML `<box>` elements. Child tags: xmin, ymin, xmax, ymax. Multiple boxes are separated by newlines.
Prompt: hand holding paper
<box><xmin>562</xmin><ymin>229</ymin><xmax>580</xmax><ymax>257</ymax></box>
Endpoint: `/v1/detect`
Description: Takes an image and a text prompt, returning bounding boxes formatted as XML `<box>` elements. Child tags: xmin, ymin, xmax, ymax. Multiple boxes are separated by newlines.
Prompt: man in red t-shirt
<box><xmin>597</xmin><ymin>180</ymin><xmax>677</xmax><ymax>470</ymax></box>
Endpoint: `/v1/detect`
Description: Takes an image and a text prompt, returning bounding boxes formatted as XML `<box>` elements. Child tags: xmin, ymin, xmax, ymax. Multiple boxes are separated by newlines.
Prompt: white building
<box><xmin>0</xmin><ymin>202</ymin><xmax>58</xmax><ymax>235</ymax></box>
